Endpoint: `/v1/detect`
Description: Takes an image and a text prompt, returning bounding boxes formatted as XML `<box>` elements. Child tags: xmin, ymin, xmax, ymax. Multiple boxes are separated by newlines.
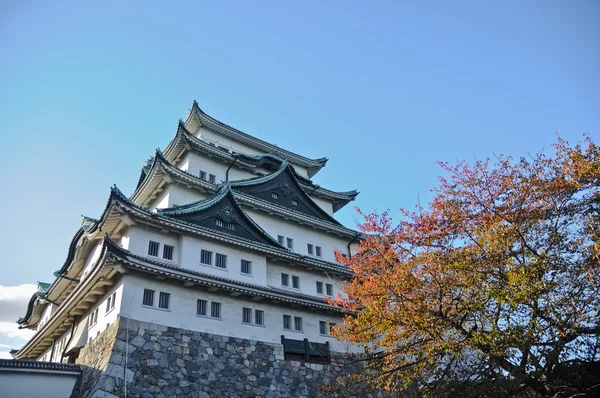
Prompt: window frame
<box><xmin>197</xmin><ymin>299</ymin><xmax>208</xmax><ymax>317</ymax></box>
<box><xmin>211</xmin><ymin>302</ymin><xmax>222</xmax><ymax>319</ymax></box>
<box><xmin>241</xmin><ymin>259</ymin><xmax>252</xmax><ymax>275</ymax></box>
<box><xmin>242</xmin><ymin>307</ymin><xmax>252</xmax><ymax>324</ymax></box>
<box><xmin>158</xmin><ymin>292</ymin><xmax>171</xmax><ymax>310</ymax></box>
<box><xmin>326</xmin><ymin>283</ymin><xmax>333</xmax><ymax>296</ymax></box>
<box><xmin>316</xmin><ymin>246</ymin><xmax>322</xmax><ymax>257</ymax></box>
<box><xmin>292</xmin><ymin>275</ymin><xmax>300</xmax><ymax>289</ymax></box>
<box><xmin>283</xmin><ymin>314</ymin><xmax>291</xmax><ymax>330</ymax></box>
<box><xmin>148</xmin><ymin>240</ymin><xmax>160</xmax><ymax>257</ymax></box>
<box><xmin>200</xmin><ymin>249</ymin><xmax>213</xmax><ymax>266</ymax></box>
<box><xmin>307</xmin><ymin>244</ymin><xmax>314</xmax><ymax>255</ymax></box>
<box><xmin>286</xmin><ymin>238</ymin><xmax>294</xmax><ymax>250</ymax></box>
<box><xmin>294</xmin><ymin>316</ymin><xmax>303</xmax><ymax>332</ymax></box>
<box><xmin>163</xmin><ymin>244</ymin><xmax>174</xmax><ymax>261</ymax></box>
<box><xmin>215</xmin><ymin>253</ymin><xmax>227</xmax><ymax>269</ymax></box>
<box><xmin>209</xmin><ymin>174</ymin><xmax>216</xmax><ymax>184</ymax></box>
<box><xmin>281</xmin><ymin>273</ymin><xmax>289</xmax><ymax>287</ymax></box>
<box><xmin>142</xmin><ymin>289</ymin><xmax>155</xmax><ymax>307</ymax></box>
<box><xmin>316</xmin><ymin>281</ymin><xmax>323</xmax><ymax>294</ymax></box>
<box><xmin>255</xmin><ymin>310</ymin><xmax>264</xmax><ymax>326</ymax></box>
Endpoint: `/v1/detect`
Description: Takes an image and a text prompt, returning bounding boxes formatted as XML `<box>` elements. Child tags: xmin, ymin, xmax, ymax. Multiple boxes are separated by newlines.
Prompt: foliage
<box><xmin>331</xmin><ymin>136</ymin><xmax>600</xmax><ymax>397</ymax></box>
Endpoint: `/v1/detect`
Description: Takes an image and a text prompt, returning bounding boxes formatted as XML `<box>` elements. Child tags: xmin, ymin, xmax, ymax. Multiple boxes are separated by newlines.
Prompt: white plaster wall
<box><xmin>245</xmin><ymin>209</ymin><xmax>350</xmax><ymax>263</ymax></box>
<box><xmin>37</xmin><ymin>303</ymin><xmax>53</xmax><ymax>331</ymax></box>
<box><xmin>197</xmin><ymin>127</ymin><xmax>311</xmax><ymax>178</ymax></box>
<box><xmin>148</xmin><ymin>184</ymin><xmax>209</xmax><ymax>210</ymax></box>
<box><xmin>119</xmin><ymin>274</ymin><xmax>358</xmax><ymax>353</ymax></box>
<box><xmin>152</xmin><ymin>190</ymin><xmax>171</xmax><ymax>210</ymax></box>
<box><xmin>307</xmin><ymin>195</ymin><xmax>334</xmax><ymax>216</ymax></box>
<box><xmin>81</xmin><ymin>242</ymin><xmax>103</xmax><ymax>281</ymax></box>
<box><xmin>123</xmin><ymin>226</ymin><xmax>180</xmax><ymax>265</ymax></box>
<box><xmin>85</xmin><ymin>282</ymin><xmax>124</xmax><ymax>347</ymax></box>
<box><xmin>266</xmin><ymin>262</ymin><xmax>347</xmax><ymax>299</ymax></box>
<box><xmin>0</xmin><ymin>371</ymin><xmax>79</xmax><ymax>398</ymax></box>
<box><xmin>179</xmin><ymin>235</ymin><xmax>268</xmax><ymax>285</ymax></box>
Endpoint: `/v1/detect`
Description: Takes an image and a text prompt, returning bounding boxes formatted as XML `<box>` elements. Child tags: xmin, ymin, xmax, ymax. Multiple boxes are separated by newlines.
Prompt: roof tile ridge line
<box><xmin>187</xmin><ymin>101</ymin><xmax>328</xmax><ymax>165</ymax></box>
<box><xmin>107</xmin><ymin>187</ymin><xmax>350</xmax><ymax>271</ymax></box>
<box><xmin>228</xmin><ymin>160</ymin><xmax>289</xmax><ymax>187</ymax></box>
<box><xmin>106</xmin><ymin>239</ymin><xmax>334</xmax><ymax>307</ymax></box>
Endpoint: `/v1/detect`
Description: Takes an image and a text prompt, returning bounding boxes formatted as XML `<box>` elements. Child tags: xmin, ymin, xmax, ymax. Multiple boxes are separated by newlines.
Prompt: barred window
<box><xmin>199</xmin><ymin>171</ymin><xmax>206</xmax><ymax>181</ymax></box>
<box><xmin>158</xmin><ymin>292</ymin><xmax>170</xmax><ymax>310</ymax></box>
<box><xmin>278</xmin><ymin>235</ymin><xmax>284</xmax><ymax>245</ymax></box>
<box><xmin>197</xmin><ymin>299</ymin><xmax>207</xmax><ymax>316</ymax></box>
<box><xmin>200</xmin><ymin>250</ymin><xmax>213</xmax><ymax>265</ymax></box>
<box><xmin>89</xmin><ymin>308</ymin><xmax>98</xmax><ymax>328</ymax></box>
<box><xmin>271</xmin><ymin>192</ymin><xmax>279</xmax><ymax>199</ymax></box>
<box><xmin>143</xmin><ymin>289</ymin><xmax>155</xmax><ymax>306</ymax></box>
<box><xmin>286</xmin><ymin>238</ymin><xmax>294</xmax><ymax>250</ymax></box>
<box><xmin>283</xmin><ymin>315</ymin><xmax>291</xmax><ymax>330</ymax></box>
<box><xmin>216</xmin><ymin>253</ymin><xmax>227</xmax><ymax>269</ymax></box>
<box><xmin>209</xmin><ymin>174</ymin><xmax>216</xmax><ymax>184</ymax></box>
<box><xmin>148</xmin><ymin>241</ymin><xmax>159</xmax><ymax>257</ymax></box>
<box><xmin>242</xmin><ymin>307</ymin><xmax>252</xmax><ymax>324</ymax></box>
<box><xmin>326</xmin><ymin>283</ymin><xmax>333</xmax><ymax>296</ymax></box>
<box><xmin>163</xmin><ymin>244</ymin><xmax>174</xmax><ymax>260</ymax></box>
<box><xmin>292</xmin><ymin>275</ymin><xmax>300</xmax><ymax>289</ymax></box>
<box><xmin>241</xmin><ymin>259</ymin><xmax>252</xmax><ymax>275</ymax></box>
<box><xmin>294</xmin><ymin>316</ymin><xmax>303</xmax><ymax>331</ymax></box>
<box><xmin>255</xmin><ymin>310</ymin><xmax>264</xmax><ymax>326</ymax></box>
<box><xmin>316</xmin><ymin>281</ymin><xmax>323</xmax><ymax>294</ymax></box>
<box><xmin>211</xmin><ymin>302</ymin><xmax>221</xmax><ymax>318</ymax></box>
<box><xmin>316</xmin><ymin>246</ymin><xmax>322</xmax><ymax>257</ymax></box>
<box><xmin>292</xmin><ymin>199</ymin><xmax>298</xmax><ymax>206</ymax></box>
<box><xmin>319</xmin><ymin>321</ymin><xmax>327</xmax><ymax>335</ymax></box>
<box><xmin>106</xmin><ymin>292</ymin><xmax>116</xmax><ymax>313</ymax></box>
<box><xmin>216</xmin><ymin>219</ymin><xmax>224</xmax><ymax>227</ymax></box>
<box><xmin>227</xmin><ymin>222</ymin><xmax>236</xmax><ymax>231</ymax></box>
<box><xmin>307</xmin><ymin>244</ymin><xmax>314</xmax><ymax>255</ymax></box>
<box><xmin>281</xmin><ymin>273</ymin><xmax>289</xmax><ymax>286</ymax></box>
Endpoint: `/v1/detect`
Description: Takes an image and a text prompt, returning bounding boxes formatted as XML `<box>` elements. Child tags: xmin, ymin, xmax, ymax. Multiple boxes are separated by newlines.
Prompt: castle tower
<box><xmin>13</xmin><ymin>102</ymin><xmax>364</xmax><ymax>397</ymax></box>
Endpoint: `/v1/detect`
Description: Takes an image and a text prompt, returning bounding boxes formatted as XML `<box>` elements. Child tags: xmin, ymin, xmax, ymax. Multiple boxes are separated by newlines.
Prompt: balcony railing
<box><xmin>281</xmin><ymin>335</ymin><xmax>330</xmax><ymax>364</ymax></box>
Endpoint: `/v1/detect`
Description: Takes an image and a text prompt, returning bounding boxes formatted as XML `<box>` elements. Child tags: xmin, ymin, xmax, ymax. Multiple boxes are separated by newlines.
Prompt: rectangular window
<box><xmin>199</xmin><ymin>171</ymin><xmax>206</xmax><ymax>181</ymax></box>
<box><xmin>227</xmin><ymin>222</ymin><xmax>235</xmax><ymax>230</ymax></box>
<box><xmin>106</xmin><ymin>292</ymin><xmax>116</xmax><ymax>313</ymax></box>
<box><xmin>255</xmin><ymin>310</ymin><xmax>264</xmax><ymax>326</ymax></box>
<box><xmin>211</xmin><ymin>302</ymin><xmax>221</xmax><ymax>318</ymax></box>
<box><xmin>316</xmin><ymin>281</ymin><xmax>323</xmax><ymax>294</ymax></box>
<box><xmin>200</xmin><ymin>250</ymin><xmax>213</xmax><ymax>265</ymax></box>
<box><xmin>307</xmin><ymin>244</ymin><xmax>314</xmax><ymax>255</ymax></box>
<box><xmin>241</xmin><ymin>259</ymin><xmax>252</xmax><ymax>275</ymax></box>
<box><xmin>158</xmin><ymin>292</ymin><xmax>170</xmax><ymax>310</ymax></box>
<box><xmin>209</xmin><ymin>174</ymin><xmax>216</xmax><ymax>184</ymax></box>
<box><xmin>148</xmin><ymin>241</ymin><xmax>159</xmax><ymax>257</ymax></box>
<box><xmin>216</xmin><ymin>253</ymin><xmax>227</xmax><ymax>269</ymax></box>
<box><xmin>278</xmin><ymin>235</ymin><xmax>284</xmax><ymax>245</ymax></box>
<box><xmin>329</xmin><ymin>322</ymin><xmax>337</xmax><ymax>334</ymax></box>
<box><xmin>326</xmin><ymin>283</ymin><xmax>333</xmax><ymax>296</ymax></box>
<box><xmin>283</xmin><ymin>314</ymin><xmax>291</xmax><ymax>330</ymax></box>
<box><xmin>292</xmin><ymin>275</ymin><xmax>300</xmax><ymax>289</ymax></box>
<box><xmin>216</xmin><ymin>219</ymin><xmax>224</xmax><ymax>227</ymax></box>
<box><xmin>294</xmin><ymin>316</ymin><xmax>303</xmax><ymax>331</ymax></box>
<box><xmin>316</xmin><ymin>246</ymin><xmax>322</xmax><ymax>257</ymax></box>
<box><xmin>242</xmin><ymin>307</ymin><xmax>252</xmax><ymax>324</ymax></box>
<box><xmin>281</xmin><ymin>273</ymin><xmax>289</xmax><ymax>286</ymax></box>
<box><xmin>89</xmin><ymin>308</ymin><xmax>98</xmax><ymax>328</ymax></box>
<box><xmin>287</xmin><ymin>238</ymin><xmax>294</xmax><ymax>250</ymax></box>
<box><xmin>163</xmin><ymin>244</ymin><xmax>174</xmax><ymax>260</ymax></box>
<box><xmin>271</xmin><ymin>192</ymin><xmax>279</xmax><ymax>199</ymax></box>
<box><xmin>197</xmin><ymin>299</ymin><xmax>207</xmax><ymax>316</ymax></box>
<box><xmin>292</xmin><ymin>199</ymin><xmax>298</xmax><ymax>206</ymax></box>
<box><xmin>319</xmin><ymin>321</ymin><xmax>327</xmax><ymax>335</ymax></box>
<box><xmin>143</xmin><ymin>289</ymin><xmax>155</xmax><ymax>306</ymax></box>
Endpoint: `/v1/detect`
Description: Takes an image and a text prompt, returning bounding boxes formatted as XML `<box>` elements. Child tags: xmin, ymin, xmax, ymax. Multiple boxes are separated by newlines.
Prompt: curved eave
<box><xmin>185</xmin><ymin>101</ymin><xmax>327</xmax><ymax>177</ymax></box>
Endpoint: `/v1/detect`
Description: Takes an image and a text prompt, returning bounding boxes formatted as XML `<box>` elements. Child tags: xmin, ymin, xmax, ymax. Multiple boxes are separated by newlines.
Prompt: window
<box><xmin>287</xmin><ymin>238</ymin><xmax>294</xmax><ymax>250</ymax></box>
<box><xmin>199</xmin><ymin>171</ymin><xmax>206</xmax><ymax>181</ymax></box>
<box><xmin>255</xmin><ymin>310</ymin><xmax>264</xmax><ymax>326</ymax></box>
<box><xmin>326</xmin><ymin>283</ymin><xmax>333</xmax><ymax>296</ymax></box>
<box><xmin>316</xmin><ymin>281</ymin><xmax>323</xmax><ymax>294</ymax></box>
<box><xmin>158</xmin><ymin>292</ymin><xmax>170</xmax><ymax>310</ymax></box>
<box><xmin>241</xmin><ymin>259</ymin><xmax>252</xmax><ymax>275</ymax></box>
<box><xmin>329</xmin><ymin>322</ymin><xmax>337</xmax><ymax>335</ymax></box>
<box><xmin>227</xmin><ymin>222</ymin><xmax>235</xmax><ymax>230</ymax></box>
<box><xmin>316</xmin><ymin>246</ymin><xmax>322</xmax><ymax>257</ymax></box>
<box><xmin>216</xmin><ymin>253</ymin><xmax>227</xmax><ymax>269</ymax></box>
<box><xmin>148</xmin><ymin>241</ymin><xmax>159</xmax><ymax>257</ymax></box>
<box><xmin>200</xmin><ymin>250</ymin><xmax>213</xmax><ymax>265</ymax></box>
<box><xmin>292</xmin><ymin>199</ymin><xmax>298</xmax><ymax>206</ymax></box>
<box><xmin>197</xmin><ymin>299</ymin><xmax>207</xmax><ymax>316</ymax></box>
<box><xmin>211</xmin><ymin>302</ymin><xmax>221</xmax><ymax>318</ymax></box>
<box><xmin>283</xmin><ymin>315</ymin><xmax>291</xmax><ymax>330</ymax></box>
<box><xmin>292</xmin><ymin>275</ymin><xmax>300</xmax><ymax>289</ymax></box>
<box><xmin>143</xmin><ymin>289</ymin><xmax>155</xmax><ymax>306</ymax></box>
<box><xmin>106</xmin><ymin>292</ymin><xmax>116</xmax><ymax>313</ymax></box>
<box><xmin>216</xmin><ymin>219</ymin><xmax>224</xmax><ymax>227</ymax></box>
<box><xmin>278</xmin><ymin>235</ymin><xmax>284</xmax><ymax>245</ymax></box>
<box><xmin>319</xmin><ymin>321</ymin><xmax>327</xmax><ymax>335</ymax></box>
<box><xmin>88</xmin><ymin>308</ymin><xmax>98</xmax><ymax>328</ymax></box>
<box><xmin>242</xmin><ymin>307</ymin><xmax>252</xmax><ymax>324</ymax></box>
<box><xmin>271</xmin><ymin>192</ymin><xmax>279</xmax><ymax>200</ymax></box>
<box><xmin>281</xmin><ymin>273</ymin><xmax>289</xmax><ymax>286</ymax></box>
<box><xmin>294</xmin><ymin>316</ymin><xmax>303</xmax><ymax>331</ymax></box>
<box><xmin>307</xmin><ymin>244</ymin><xmax>314</xmax><ymax>255</ymax></box>
<box><xmin>209</xmin><ymin>174</ymin><xmax>216</xmax><ymax>184</ymax></box>
<box><xmin>163</xmin><ymin>244</ymin><xmax>174</xmax><ymax>260</ymax></box>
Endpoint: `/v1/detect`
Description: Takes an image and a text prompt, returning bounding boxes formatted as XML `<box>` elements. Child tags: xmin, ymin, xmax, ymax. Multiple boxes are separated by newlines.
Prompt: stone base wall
<box><xmin>72</xmin><ymin>316</ymin><xmax>382</xmax><ymax>398</ymax></box>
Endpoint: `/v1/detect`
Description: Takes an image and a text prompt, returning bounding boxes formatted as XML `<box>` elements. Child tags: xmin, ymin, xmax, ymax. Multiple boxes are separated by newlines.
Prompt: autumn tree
<box><xmin>332</xmin><ymin>136</ymin><xmax>600</xmax><ymax>397</ymax></box>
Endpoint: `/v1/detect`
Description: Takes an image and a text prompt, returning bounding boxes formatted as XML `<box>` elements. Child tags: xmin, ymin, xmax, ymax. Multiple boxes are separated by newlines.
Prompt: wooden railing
<box><xmin>281</xmin><ymin>335</ymin><xmax>330</xmax><ymax>364</ymax></box>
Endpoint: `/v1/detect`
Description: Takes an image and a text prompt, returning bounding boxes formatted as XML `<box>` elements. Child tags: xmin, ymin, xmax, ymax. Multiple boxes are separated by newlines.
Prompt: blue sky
<box><xmin>0</xmin><ymin>0</ymin><xmax>598</xmax><ymax>353</ymax></box>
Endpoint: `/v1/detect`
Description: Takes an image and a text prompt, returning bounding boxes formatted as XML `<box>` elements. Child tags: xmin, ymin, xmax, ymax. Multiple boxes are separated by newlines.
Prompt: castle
<box><xmin>12</xmin><ymin>102</ymin><xmax>368</xmax><ymax>397</ymax></box>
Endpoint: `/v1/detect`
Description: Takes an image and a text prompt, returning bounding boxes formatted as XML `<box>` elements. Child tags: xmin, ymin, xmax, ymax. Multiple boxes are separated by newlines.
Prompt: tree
<box><xmin>331</xmin><ymin>136</ymin><xmax>600</xmax><ymax>397</ymax></box>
